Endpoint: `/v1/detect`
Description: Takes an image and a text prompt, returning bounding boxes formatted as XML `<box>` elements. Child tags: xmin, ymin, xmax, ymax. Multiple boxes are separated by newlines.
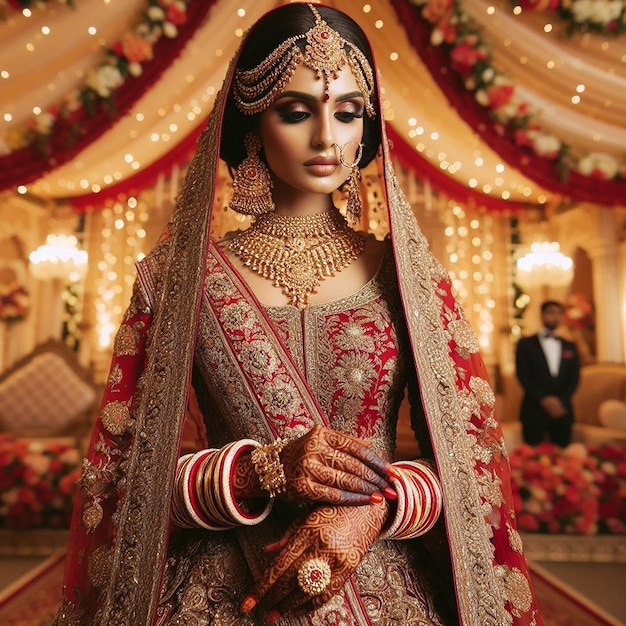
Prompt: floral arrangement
<box><xmin>511</xmin><ymin>1</ymin><xmax>626</xmax><ymax>37</ymax></box>
<box><xmin>1</xmin><ymin>0</ymin><xmax>189</xmax><ymax>157</ymax></box>
<box><xmin>510</xmin><ymin>442</ymin><xmax>626</xmax><ymax>534</ymax></box>
<box><xmin>1</xmin><ymin>0</ymin><xmax>73</xmax><ymax>14</ymax></box>
<box><xmin>407</xmin><ymin>0</ymin><xmax>626</xmax><ymax>182</ymax></box>
<box><xmin>562</xmin><ymin>292</ymin><xmax>595</xmax><ymax>332</ymax></box>
<box><xmin>0</xmin><ymin>281</ymin><xmax>30</xmax><ymax>322</ymax></box>
<box><xmin>0</xmin><ymin>433</ymin><xmax>82</xmax><ymax>529</ymax></box>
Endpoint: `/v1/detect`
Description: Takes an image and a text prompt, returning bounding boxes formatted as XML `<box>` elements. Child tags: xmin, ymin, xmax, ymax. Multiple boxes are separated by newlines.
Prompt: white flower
<box><xmin>430</xmin><ymin>28</ymin><xmax>444</xmax><ymax>46</ymax></box>
<box><xmin>492</xmin><ymin>100</ymin><xmax>520</xmax><ymax>122</ymax></box>
<box><xmin>571</xmin><ymin>0</ymin><xmax>623</xmax><ymax>24</ymax></box>
<box><xmin>59</xmin><ymin>448</ymin><xmax>81</xmax><ymax>465</ymax></box>
<box><xmin>481</xmin><ymin>67</ymin><xmax>495</xmax><ymax>83</ymax></box>
<box><xmin>147</xmin><ymin>6</ymin><xmax>166</xmax><ymax>21</ymax></box>
<box><xmin>27</xmin><ymin>441</ymin><xmax>45</xmax><ymax>453</ymax></box>
<box><xmin>475</xmin><ymin>89</ymin><xmax>489</xmax><ymax>106</ymax></box>
<box><xmin>128</xmin><ymin>62</ymin><xmax>143</xmax><ymax>77</ymax></box>
<box><xmin>528</xmin><ymin>131</ymin><xmax>561</xmax><ymax>158</ymax></box>
<box><xmin>23</xmin><ymin>453</ymin><xmax>51</xmax><ymax>475</ymax></box>
<box><xmin>163</xmin><ymin>22</ymin><xmax>178</xmax><ymax>38</ymax></box>
<box><xmin>34</xmin><ymin>112</ymin><xmax>55</xmax><ymax>135</ymax></box>
<box><xmin>600</xmin><ymin>461</ymin><xmax>617</xmax><ymax>475</ymax></box>
<box><xmin>577</xmin><ymin>152</ymin><xmax>619</xmax><ymax>179</ymax></box>
<box><xmin>563</xmin><ymin>442</ymin><xmax>588</xmax><ymax>459</ymax></box>
<box><xmin>86</xmin><ymin>64</ymin><xmax>124</xmax><ymax>98</ymax></box>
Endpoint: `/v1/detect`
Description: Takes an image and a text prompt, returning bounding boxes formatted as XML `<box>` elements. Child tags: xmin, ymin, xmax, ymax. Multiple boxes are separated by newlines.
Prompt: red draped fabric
<box><xmin>0</xmin><ymin>0</ymin><xmax>218</xmax><ymax>193</ymax></box>
<box><xmin>388</xmin><ymin>0</ymin><xmax>626</xmax><ymax>207</ymax></box>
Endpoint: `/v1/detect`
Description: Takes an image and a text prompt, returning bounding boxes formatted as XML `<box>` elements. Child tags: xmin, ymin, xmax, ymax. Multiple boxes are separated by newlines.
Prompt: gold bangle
<box><xmin>250</xmin><ymin>438</ymin><xmax>289</xmax><ymax>497</ymax></box>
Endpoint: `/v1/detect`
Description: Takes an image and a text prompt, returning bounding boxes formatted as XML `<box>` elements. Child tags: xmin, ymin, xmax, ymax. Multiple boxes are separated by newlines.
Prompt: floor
<box><xmin>0</xmin><ymin>555</ymin><xmax>625</xmax><ymax>624</ymax></box>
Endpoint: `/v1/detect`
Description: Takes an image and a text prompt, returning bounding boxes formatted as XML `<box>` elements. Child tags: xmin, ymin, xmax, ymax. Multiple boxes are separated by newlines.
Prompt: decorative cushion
<box><xmin>598</xmin><ymin>400</ymin><xmax>626</xmax><ymax>431</ymax></box>
<box><xmin>0</xmin><ymin>352</ymin><xmax>96</xmax><ymax>435</ymax></box>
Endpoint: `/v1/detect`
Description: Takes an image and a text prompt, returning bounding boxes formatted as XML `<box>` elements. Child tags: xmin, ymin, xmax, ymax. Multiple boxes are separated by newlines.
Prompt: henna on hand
<box><xmin>279</xmin><ymin>425</ymin><xmax>396</xmax><ymax>505</ymax></box>
<box><xmin>242</xmin><ymin>500</ymin><xmax>389</xmax><ymax>617</ymax></box>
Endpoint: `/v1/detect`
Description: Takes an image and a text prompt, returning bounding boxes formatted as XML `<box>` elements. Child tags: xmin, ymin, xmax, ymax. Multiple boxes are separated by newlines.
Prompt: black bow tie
<box><xmin>543</xmin><ymin>330</ymin><xmax>557</xmax><ymax>338</ymax></box>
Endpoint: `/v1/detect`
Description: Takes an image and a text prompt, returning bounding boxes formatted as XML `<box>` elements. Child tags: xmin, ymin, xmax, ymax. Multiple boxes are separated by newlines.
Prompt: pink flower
<box><xmin>487</xmin><ymin>84</ymin><xmax>514</xmax><ymax>109</ymax></box>
<box><xmin>450</xmin><ymin>41</ymin><xmax>487</xmax><ymax>77</ymax></box>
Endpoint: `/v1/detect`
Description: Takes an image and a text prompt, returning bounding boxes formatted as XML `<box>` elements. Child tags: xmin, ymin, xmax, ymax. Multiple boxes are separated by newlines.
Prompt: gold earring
<box><xmin>229</xmin><ymin>133</ymin><xmax>275</xmax><ymax>216</ymax></box>
<box><xmin>345</xmin><ymin>166</ymin><xmax>362</xmax><ymax>225</ymax></box>
<box><xmin>334</xmin><ymin>141</ymin><xmax>363</xmax><ymax>225</ymax></box>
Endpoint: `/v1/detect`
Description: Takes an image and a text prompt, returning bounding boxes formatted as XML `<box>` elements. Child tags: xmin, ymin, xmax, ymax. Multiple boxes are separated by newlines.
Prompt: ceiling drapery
<box><xmin>390</xmin><ymin>0</ymin><xmax>626</xmax><ymax>206</ymax></box>
<box><xmin>0</xmin><ymin>0</ymin><xmax>624</xmax><ymax>213</ymax></box>
<box><xmin>0</xmin><ymin>0</ymin><xmax>218</xmax><ymax>192</ymax></box>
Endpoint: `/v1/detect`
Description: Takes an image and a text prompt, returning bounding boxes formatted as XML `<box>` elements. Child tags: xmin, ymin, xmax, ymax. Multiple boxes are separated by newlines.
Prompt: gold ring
<box><xmin>297</xmin><ymin>557</ymin><xmax>331</xmax><ymax>596</ymax></box>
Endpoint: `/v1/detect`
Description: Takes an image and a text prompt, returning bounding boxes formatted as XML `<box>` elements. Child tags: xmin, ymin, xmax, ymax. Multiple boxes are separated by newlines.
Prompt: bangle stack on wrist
<box><xmin>380</xmin><ymin>460</ymin><xmax>442</xmax><ymax>540</ymax></box>
<box><xmin>250</xmin><ymin>438</ymin><xmax>290</xmax><ymax>497</ymax></box>
<box><xmin>171</xmin><ymin>439</ymin><xmax>273</xmax><ymax>530</ymax></box>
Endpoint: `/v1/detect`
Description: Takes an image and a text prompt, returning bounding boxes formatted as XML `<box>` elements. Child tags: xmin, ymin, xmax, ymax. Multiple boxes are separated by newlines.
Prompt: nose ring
<box><xmin>332</xmin><ymin>141</ymin><xmax>363</xmax><ymax>169</ymax></box>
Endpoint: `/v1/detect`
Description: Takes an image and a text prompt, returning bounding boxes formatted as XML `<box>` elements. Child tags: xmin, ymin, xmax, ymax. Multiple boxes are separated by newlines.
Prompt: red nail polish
<box><xmin>383</xmin><ymin>486</ymin><xmax>398</xmax><ymax>500</ymax></box>
<box><xmin>388</xmin><ymin>466</ymin><xmax>401</xmax><ymax>481</ymax></box>
<box><xmin>266</xmin><ymin>610</ymin><xmax>281</xmax><ymax>625</ymax></box>
<box><xmin>241</xmin><ymin>595</ymin><xmax>258</xmax><ymax>613</ymax></box>
<box><xmin>370</xmin><ymin>492</ymin><xmax>384</xmax><ymax>504</ymax></box>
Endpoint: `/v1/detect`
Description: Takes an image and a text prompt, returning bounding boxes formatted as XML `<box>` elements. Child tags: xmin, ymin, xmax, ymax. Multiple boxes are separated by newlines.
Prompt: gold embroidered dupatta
<box><xmin>56</xmin><ymin>8</ymin><xmax>541</xmax><ymax>625</ymax></box>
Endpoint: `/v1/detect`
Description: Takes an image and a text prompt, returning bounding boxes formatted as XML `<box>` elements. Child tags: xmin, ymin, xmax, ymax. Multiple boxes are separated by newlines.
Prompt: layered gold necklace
<box><xmin>228</xmin><ymin>209</ymin><xmax>366</xmax><ymax>308</ymax></box>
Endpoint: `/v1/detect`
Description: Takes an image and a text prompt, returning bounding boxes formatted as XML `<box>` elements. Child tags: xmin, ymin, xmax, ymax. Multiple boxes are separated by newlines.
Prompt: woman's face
<box><xmin>258</xmin><ymin>62</ymin><xmax>365</xmax><ymax>203</ymax></box>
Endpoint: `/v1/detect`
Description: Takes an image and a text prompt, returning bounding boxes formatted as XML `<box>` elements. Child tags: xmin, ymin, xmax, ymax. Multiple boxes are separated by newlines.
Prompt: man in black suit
<box><xmin>515</xmin><ymin>300</ymin><xmax>581</xmax><ymax>447</ymax></box>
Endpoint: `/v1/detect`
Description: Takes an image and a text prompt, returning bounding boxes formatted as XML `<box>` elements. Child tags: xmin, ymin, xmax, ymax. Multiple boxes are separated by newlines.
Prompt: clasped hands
<box><xmin>237</xmin><ymin>425</ymin><xmax>398</xmax><ymax>623</ymax></box>
<box><xmin>540</xmin><ymin>395</ymin><xmax>567</xmax><ymax>419</ymax></box>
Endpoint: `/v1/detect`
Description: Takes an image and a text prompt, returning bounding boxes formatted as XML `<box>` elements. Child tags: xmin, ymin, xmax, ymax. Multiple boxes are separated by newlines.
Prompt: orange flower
<box><xmin>120</xmin><ymin>33</ymin><xmax>153</xmax><ymax>64</ymax></box>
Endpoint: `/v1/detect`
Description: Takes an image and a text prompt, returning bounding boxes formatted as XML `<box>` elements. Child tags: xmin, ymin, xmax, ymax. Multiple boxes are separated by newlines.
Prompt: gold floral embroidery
<box><xmin>88</xmin><ymin>544</ymin><xmax>113</xmax><ymax>588</ymax></box>
<box><xmin>78</xmin><ymin>434</ymin><xmax>122</xmax><ymax>532</ymax></box>
<box><xmin>260</xmin><ymin>380</ymin><xmax>301</xmax><ymax>416</ymax></box>
<box><xmin>113</xmin><ymin>322</ymin><xmax>143</xmax><ymax>356</ymax></box>
<box><xmin>101</xmin><ymin>400</ymin><xmax>133</xmax><ymax>436</ymax></box>
<box><xmin>52</xmin><ymin>597</ymin><xmax>85</xmax><ymax>626</ymax></box>
<box><xmin>476</xmin><ymin>469</ymin><xmax>504</xmax><ymax>510</ymax></box>
<box><xmin>205</xmin><ymin>271</ymin><xmax>236</xmax><ymax>299</ymax></box>
<box><xmin>107</xmin><ymin>363</ymin><xmax>123</xmax><ymax>389</ymax></box>
<box><xmin>469</xmin><ymin>376</ymin><xmax>496</xmax><ymax>409</ymax></box>
<box><xmin>507</xmin><ymin>523</ymin><xmax>524</xmax><ymax>553</ymax></box>
<box><xmin>335</xmin><ymin>321</ymin><xmax>376</xmax><ymax>352</ymax></box>
<box><xmin>335</xmin><ymin>352</ymin><xmax>376</xmax><ymax>400</ymax></box>
<box><xmin>448</xmin><ymin>318</ymin><xmax>479</xmax><ymax>359</ymax></box>
<box><xmin>495</xmin><ymin>565</ymin><xmax>533</xmax><ymax>616</ymax></box>
<box><xmin>240</xmin><ymin>341</ymin><xmax>278</xmax><ymax>376</ymax></box>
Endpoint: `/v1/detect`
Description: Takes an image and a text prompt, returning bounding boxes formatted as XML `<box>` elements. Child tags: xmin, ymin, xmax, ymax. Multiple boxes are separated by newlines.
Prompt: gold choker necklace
<box><xmin>229</xmin><ymin>210</ymin><xmax>366</xmax><ymax>308</ymax></box>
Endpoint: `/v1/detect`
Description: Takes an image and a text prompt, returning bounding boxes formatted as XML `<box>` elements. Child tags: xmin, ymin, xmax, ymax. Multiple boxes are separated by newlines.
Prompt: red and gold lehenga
<box><xmin>54</xmin><ymin>10</ymin><xmax>542</xmax><ymax>626</ymax></box>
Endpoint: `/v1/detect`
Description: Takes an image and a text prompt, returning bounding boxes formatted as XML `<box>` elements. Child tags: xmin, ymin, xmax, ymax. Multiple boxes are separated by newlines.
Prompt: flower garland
<box><xmin>511</xmin><ymin>1</ymin><xmax>626</xmax><ymax>37</ymax></box>
<box><xmin>0</xmin><ymin>0</ymin><xmax>189</xmax><ymax>157</ymax></box>
<box><xmin>0</xmin><ymin>433</ymin><xmax>82</xmax><ymax>529</ymax></box>
<box><xmin>1</xmin><ymin>0</ymin><xmax>73</xmax><ymax>13</ymax></box>
<box><xmin>510</xmin><ymin>442</ymin><xmax>626</xmax><ymax>535</ymax></box>
<box><xmin>0</xmin><ymin>281</ymin><xmax>29</xmax><ymax>322</ymax></box>
<box><xmin>406</xmin><ymin>0</ymin><xmax>625</xmax><ymax>183</ymax></box>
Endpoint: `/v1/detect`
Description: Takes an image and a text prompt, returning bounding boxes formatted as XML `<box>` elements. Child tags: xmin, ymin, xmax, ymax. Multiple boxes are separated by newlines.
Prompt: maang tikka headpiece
<box><xmin>233</xmin><ymin>4</ymin><xmax>375</xmax><ymax>117</ymax></box>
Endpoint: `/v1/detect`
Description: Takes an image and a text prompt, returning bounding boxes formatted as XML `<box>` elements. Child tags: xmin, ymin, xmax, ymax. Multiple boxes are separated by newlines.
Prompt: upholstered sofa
<box><xmin>500</xmin><ymin>362</ymin><xmax>626</xmax><ymax>450</ymax></box>
<box><xmin>0</xmin><ymin>341</ymin><xmax>99</xmax><ymax>544</ymax></box>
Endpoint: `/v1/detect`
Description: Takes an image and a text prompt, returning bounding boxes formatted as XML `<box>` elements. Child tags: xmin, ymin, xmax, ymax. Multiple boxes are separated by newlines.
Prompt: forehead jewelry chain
<box><xmin>228</xmin><ymin>210</ymin><xmax>366</xmax><ymax>309</ymax></box>
<box><xmin>233</xmin><ymin>4</ymin><xmax>375</xmax><ymax>117</ymax></box>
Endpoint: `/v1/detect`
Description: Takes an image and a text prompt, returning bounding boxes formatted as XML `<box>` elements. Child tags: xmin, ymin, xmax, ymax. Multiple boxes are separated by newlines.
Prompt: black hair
<box><xmin>220</xmin><ymin>4</ymin><xmax>381</xmax><ymax>171</ymax></box>
<box><xmin>540</xmin><ymin>300</ymin><xmax>563</xmax><ymax>313</ymax></box>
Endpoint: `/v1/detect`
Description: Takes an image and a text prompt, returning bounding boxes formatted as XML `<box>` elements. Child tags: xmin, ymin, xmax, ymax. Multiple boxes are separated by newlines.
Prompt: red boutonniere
<box><xmin>562</xmin><ymin>350</ymin><xmax>574</xmax><ymax>359</ymax></box>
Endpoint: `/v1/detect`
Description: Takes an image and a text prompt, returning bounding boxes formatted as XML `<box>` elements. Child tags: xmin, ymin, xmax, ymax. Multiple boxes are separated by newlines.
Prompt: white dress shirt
<box><xmin>538</xmin><ymin>328</ymin><xmax>561</xmax><ymax>377</ymax></box>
